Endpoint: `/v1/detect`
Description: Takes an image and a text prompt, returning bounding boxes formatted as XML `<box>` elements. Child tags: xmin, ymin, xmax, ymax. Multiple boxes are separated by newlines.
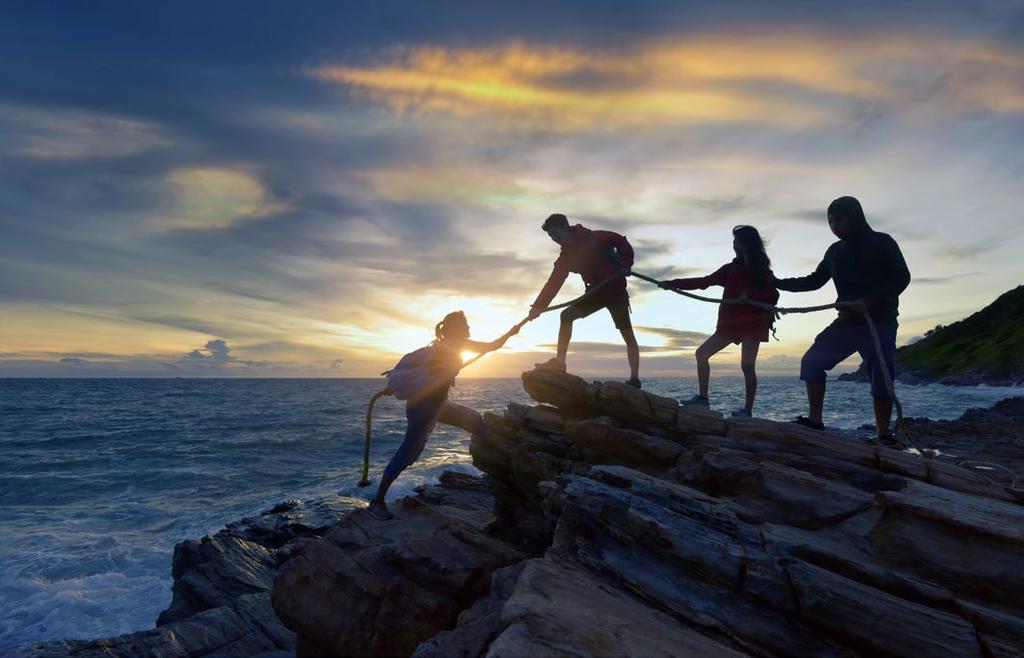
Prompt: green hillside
<box><xmin>843</xmin><ymin>285</ymin><xmax>1024</xmax><ymax>384</ymax></box>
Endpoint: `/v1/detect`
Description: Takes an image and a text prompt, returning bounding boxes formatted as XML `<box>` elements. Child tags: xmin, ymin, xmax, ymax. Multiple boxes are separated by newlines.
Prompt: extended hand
<box><xmin>527</xmin><ymin>306</ymin><xmax>543</xmax><ymax>320</ymax></box>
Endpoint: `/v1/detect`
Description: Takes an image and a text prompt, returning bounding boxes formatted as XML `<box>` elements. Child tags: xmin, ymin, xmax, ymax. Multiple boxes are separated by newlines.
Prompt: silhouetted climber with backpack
<box><xmin>661</xmin><ymin>225</ymin><xmax>779</xmax><ymax>417</ymax></box>
<box><xmin>529</xmin><ymin>213</ymin><xmax>641</xmax><ymax>387</ymax></box>
<box><xmin>774</xmin><ymin>196</ymin><xmax>911</xmax><ymax>441</ymax></box>
<box><xmin>368</xmin><ymin>311</ymin><xmax>517</xmax><ymax>520</ymax></box>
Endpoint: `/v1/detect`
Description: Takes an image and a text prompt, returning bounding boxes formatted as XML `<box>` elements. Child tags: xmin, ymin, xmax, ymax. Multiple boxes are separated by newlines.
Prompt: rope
<box><xmin>360</xmin><ymin>387</ymin><xmax>393</xmax><ymax>487</ymax></box>
<box><xmin>628</xmin><ymin>270</ymin><xmax>835</xmax><ymax>315</ymax></box>
<box><xmin>630</xmin><ymin>268</ymin><xmax>1024</xmax><ymax>499</ymax></box>
<box><xmin>359</xmin><ymin>269</ymin><xmax>629</xmax><ymax>486</ymax></box>
<box><xmin>631</xmin><ymin>270</ymin><xmax>922</xmax><ymax>444</ymax></box>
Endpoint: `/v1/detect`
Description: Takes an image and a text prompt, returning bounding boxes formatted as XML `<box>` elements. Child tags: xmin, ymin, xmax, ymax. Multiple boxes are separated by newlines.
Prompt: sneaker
<box><xmin>625</xmin><ymin>378</ymin><xmax>642</xmax><ymax>389</ymax></box>
<box><xmin>681</xmin><ymin>394</ymin><xmax>710</xmax><ymax>408</ymax></box>
<box><xmin>367</xmin><ymin>500</ymin><xmax>393</xmax><ymax>521</ymax></box>
<box><xmin>792</xmin><ymin>415</ymin><xmax>824</xmax><ymax>431</ymax></box>
<box><xmin>730</xmin><ymin>408</ymin><xmax>752</xmax><ymax>418</ymax></box>
<box><xmin>534</xmin><ymin>358</ymin><xmax>567</xmax><ymax>374</ymax></box>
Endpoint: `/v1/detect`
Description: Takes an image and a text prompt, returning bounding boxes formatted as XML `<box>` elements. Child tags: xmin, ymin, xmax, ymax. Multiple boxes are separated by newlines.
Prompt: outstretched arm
<box><xmin>774</xmin><ymin>253</ymin><xmax>831</xmax><ymax>292</ymax></box>
<box><xmin>530</xmin><ymin>260</ymin><xmax>570</xmax><ymax>317</ymax></box>
<box><xmin>663</xmin><ymin>263</ymin><xmax>730</xmax><ymax>291</ymax></box>
<box><xmin>465</xmin><ymin>325</ymin><xmax>521</xmax><ymax>354</ymax></box>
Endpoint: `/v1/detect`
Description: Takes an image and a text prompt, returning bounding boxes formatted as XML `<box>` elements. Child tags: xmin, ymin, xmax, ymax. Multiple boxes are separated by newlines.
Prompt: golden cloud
<box><xmin>309</xmin><ymin>35</ymin><xmax>1024</xmax><ymax>130</ymax></box>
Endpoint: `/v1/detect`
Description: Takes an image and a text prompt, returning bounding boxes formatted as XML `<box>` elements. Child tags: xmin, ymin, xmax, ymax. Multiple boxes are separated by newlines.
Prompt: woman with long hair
<box><xmin>368</xmin><ymin>311</ymin><xmax>517</xmax><ymax>520</ymax></box>
<box><xmin>662</xmin><ymin>225</ymin><xmax>779</xmax><ymax>417</ymax></box>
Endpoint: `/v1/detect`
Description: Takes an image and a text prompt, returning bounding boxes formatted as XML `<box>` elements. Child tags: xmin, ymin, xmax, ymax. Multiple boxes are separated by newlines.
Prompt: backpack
<box><xmin>385</xmin><ymin>344</ymin><xmax>456</xmax><ymax>401</ymax></box>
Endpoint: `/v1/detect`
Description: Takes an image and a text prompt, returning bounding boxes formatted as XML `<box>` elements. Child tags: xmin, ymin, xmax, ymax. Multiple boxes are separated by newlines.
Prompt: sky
<box><xmin>1</xmin><ymin>1</ymin><xmax>1022</xmax><ymax>378</ymax></box>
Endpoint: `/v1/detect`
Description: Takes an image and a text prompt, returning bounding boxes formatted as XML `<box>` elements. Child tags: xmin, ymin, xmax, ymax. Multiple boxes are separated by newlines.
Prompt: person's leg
<box><xmin>694</xmin><ymin>333</ymin><xmax>732</xmax><ymax>398</ymax></box>
<box><xmin>556</xmin><ymin>307</ymin><xmax>578</xmax><ymax>362</ymax></box>
<box><xmin>618</xmin><ymin>325</ymin><xmax>640</xmax><ymax>381</ymax></box>
<box><xmin>805</xmin><ymin>381</ymin><xmax>826</xmax><ymax>425</ymax></box>
<box><xmin>800</xmin><ymin>322</ymin><xmax>859</xmax><ymax>425</ymax></box>
<box><xmin>539</xmin><ymin>305</ymin><xmax>587</xmax><ymax>370</ymax></box>
<box><xmin>740</xmin><ymin>338</ymin><xmax>761</xmax><ymax>413</ymax></box>
<box><xmin>436</xmin><ymin>401</ymin><xmax>490</xmax><ymax>439</ymax></box>
<box><xmin>605</xmin><ymin>298</ymin><xmax>640</xmax><ymax>384</ymax></box>
<box><xmin>873</xmin><ymin>397</ymin><xmax>894</xmax><ymax>439</ymax></box>
<box><xmin>371</xmin><ymin>398</ymin><xmax>439</xmax><ymax>517</ymax></box>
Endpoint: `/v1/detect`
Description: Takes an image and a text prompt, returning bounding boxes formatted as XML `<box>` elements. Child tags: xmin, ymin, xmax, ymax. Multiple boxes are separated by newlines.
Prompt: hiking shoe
<box><xmin>626</xmin><ymin>378</ymin><xmax>642</xmax><ymax>389</ymax></box>
<box><xmin>792</xmin><ymin>415</ymin><xmax>824</xmax><ymax>431</ymax></box>
<box><xmin>681</xmin><ymin>394</ymin><xmax>710</xmax><ymax>408</ymax></box>
<box><xmin>367</xmin><ymin>500</ymin><xmax>393</xmax><ymax>521</ymax></box>
<box><xmin>730</xmin><ymin>408</ymin><xmax>752</xmax><ymax>418</ymax></box>
<box><xmin>534</xmin><ymin>358</ymin><xmax>567</xmax><ymax>374</ymax></box>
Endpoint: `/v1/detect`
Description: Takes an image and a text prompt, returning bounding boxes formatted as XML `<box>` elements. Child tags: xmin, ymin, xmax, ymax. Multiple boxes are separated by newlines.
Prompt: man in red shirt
<box><xmin>528</xmin><ymin>213</ymin><xmax>641</xmax><ymax>387</ymax></box>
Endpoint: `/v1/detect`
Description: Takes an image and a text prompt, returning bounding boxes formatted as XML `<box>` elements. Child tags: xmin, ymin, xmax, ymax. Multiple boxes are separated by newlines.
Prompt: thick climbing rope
<box><xmin>630</xmin><ymin>269</ymin><xmax>1024</xmax><ymax>499</ymax></box>
<box><xmin>630</xmin><ymin>269</ymin><xmax>920</xmax><ymax>448</ymax></box>
<box><xmin>359</xmin><ymin>270</ymin><xmax>629</xmax><ymax>486</ymax></box>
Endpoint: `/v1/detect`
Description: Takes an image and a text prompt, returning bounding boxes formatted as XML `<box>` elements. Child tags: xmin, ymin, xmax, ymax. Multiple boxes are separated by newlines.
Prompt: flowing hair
<box><xmin>732</xmin><ymin>225</ymin><xmax>772</xmax><ymax>286</ymax></box>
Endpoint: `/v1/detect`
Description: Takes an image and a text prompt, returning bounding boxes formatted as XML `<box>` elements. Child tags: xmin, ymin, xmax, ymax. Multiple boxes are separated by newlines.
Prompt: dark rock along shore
<box><xmin>16</xmin><ymin>372</ymin><xmax>1024</xmax><ymax>657</ymax></box>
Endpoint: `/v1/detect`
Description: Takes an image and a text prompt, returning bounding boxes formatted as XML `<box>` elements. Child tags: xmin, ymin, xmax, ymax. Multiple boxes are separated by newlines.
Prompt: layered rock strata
<box><xmin>271</xmin><ymin>370</ymin><xmax>1024</xmax><ymax>657</ymax></box>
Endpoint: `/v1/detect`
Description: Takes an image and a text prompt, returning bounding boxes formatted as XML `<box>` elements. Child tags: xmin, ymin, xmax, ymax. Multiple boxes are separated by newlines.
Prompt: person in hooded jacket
<box><xmin>528</xmin><ymin>213</ymin><xmax>641</xmax><ymax>387</ymax></box>
<box><xmin>774</xmin><ymin>196</ymin><xmax>911</xmax><ymax>441</ymax></box>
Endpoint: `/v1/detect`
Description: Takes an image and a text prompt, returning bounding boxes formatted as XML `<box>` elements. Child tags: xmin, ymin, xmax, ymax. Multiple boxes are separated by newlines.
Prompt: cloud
<box><xmin>59</xmin><ymin>357</ymin><xmax>87</xmax><ymax>365</ymax></box>
<box><xmin>0</xmin><ymin>102</ymin><xmax>170</xmax><ymax>160</ymax></box>
<box><xmin>309</xmin><ymin>34</ymin><xmax>1024</xmax><ymax>133</ymax></box>
<box><xmin>911</xmin><ymin>272</ymin><xmax>981</xmax><ymax>285</ymax></box>
<box><xmin>159</xmin><ymin>167</ymin><xmax>287</xmax><ymax>230</ymax></box>
<box><xmin>636</xmin><ymin>325</ymin><xmax>712</xmax><ymax>350</ymax></box>
<box><xmin>178</xmin><ymin>338</ymin><xmax>233</xmax><ymax>365</ymax></box>
<box><xmin>938</xmin><ymin>237</ymin><xmax>1005</xmax><ymax>260</ymax></box>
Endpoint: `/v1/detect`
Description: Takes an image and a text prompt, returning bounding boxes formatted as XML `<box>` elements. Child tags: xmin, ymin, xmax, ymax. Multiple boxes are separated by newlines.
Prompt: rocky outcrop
<box><xmin>902</xmin><ymin>396</ymin><xmax>1024</xmax><ymax>479</ymax></box>
<box><xmin>273</xmin><ymin>369</ymin><xmax>1023</xmax><ymax>657</ymax></box>
<box><xmin>271</xmin><ymin>473</ymin><xmax>523</xmax><ymax>657</ymax></box>
<box><xmin>23</xmin><ymin>373</ymin><xmax>1024</xmax><ymax>657</ymax></box>
<box><xmin>14</xmin><ymin>495</ymin><xmax>363</xmax><ymax>658</ymax></box>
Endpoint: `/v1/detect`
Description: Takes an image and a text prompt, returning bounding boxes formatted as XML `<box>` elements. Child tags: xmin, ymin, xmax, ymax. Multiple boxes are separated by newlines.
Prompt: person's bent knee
<box><xmin>741</xmin><ymin>361</ymin><xmax>756</xmax><ymax>375</ymax></box>
<box><xmin>560</xmin><ymin>308</ymin><xmax>579</xmax><ymax>324</ymax></box>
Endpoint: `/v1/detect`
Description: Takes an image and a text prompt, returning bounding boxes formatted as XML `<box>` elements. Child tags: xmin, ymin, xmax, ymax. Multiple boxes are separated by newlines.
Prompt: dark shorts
<box><xmin>800</xmin><ymin>319</ymin><xmax>897</xmax><ymax>399</ymax></box>
<box><xmin>563</xmin><ymin>286</ymin><xmax>631</xmax><ymax>330</ymax></box>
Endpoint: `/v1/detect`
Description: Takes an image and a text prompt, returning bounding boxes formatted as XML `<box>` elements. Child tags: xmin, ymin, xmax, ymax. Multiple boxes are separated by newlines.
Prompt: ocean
<box><xmin>1</xmin><ymin>376</ymin><xmax>1021</xmax><ymax>649</ymax></box>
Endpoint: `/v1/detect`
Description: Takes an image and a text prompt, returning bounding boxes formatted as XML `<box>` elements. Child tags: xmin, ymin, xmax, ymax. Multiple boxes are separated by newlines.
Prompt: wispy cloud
<box><xmin>310</xmin><ymin>35</ymin><xmax>1024</xmax><ymax>132</ymax></box>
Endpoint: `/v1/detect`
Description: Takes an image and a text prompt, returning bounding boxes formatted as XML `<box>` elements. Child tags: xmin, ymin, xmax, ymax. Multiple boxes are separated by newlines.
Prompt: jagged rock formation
<box><xmin>14</xmin><ymin>495</ymin><xmax>362</xmax><ymax>658</ymax></box>
<box><xmin>19</xmin><ymin>374</ymin><xmax>1023</xmax><ymax>657</ymax></box>
<box><xmin>271</xmin><ymin>370</ymin><xmax>1024</xmax><ymax>657</ymax></box>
